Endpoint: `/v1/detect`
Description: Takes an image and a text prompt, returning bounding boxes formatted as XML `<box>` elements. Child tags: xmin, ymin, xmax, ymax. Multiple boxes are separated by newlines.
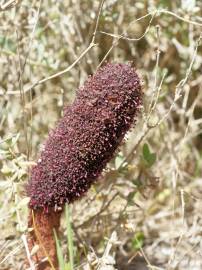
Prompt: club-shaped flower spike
<box><xmin>27</xmin><ymin>63</ymin><xmax>142</xmax><ymax>210</ymax></box>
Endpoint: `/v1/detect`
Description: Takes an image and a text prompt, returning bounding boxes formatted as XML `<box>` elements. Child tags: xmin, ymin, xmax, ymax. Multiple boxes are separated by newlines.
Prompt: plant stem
<box><xmin>65</xmin><ymin>204</ymin><xmax>74</xmax><ymax>270</ymax></box>
<box><xmin>27</xmin><ymin>208</ymin><xmax>62</xmax><ymax>270</ymax></box>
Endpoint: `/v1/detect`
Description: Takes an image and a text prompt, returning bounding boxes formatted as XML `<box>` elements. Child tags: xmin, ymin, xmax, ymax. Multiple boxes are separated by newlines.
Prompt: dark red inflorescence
<box><xmin>27</xmin><ymin>63</ymin><xmax>142</xmax><ymax>209</ymax></box>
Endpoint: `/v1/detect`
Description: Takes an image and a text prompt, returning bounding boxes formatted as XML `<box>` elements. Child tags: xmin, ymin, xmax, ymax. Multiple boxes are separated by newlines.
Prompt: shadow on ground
<box><xmin>116</xmin><ymin>255</ymin><xmax>149</xmax><ymax>270</ymax></box>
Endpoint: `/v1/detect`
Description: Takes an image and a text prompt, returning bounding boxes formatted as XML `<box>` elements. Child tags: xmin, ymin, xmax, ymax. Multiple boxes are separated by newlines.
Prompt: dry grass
<box><xmin>0</xmin><ymin>0</ymin><xmax>202</xmax><ymax>269</ymax></box>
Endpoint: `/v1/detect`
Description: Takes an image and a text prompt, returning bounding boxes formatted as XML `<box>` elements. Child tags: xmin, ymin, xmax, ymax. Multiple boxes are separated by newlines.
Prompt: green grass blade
<box><xmin>53</xmin><ymin>228</ymin><xmax>65</xmax><ymax>270</ymax></box>
<box><xmin>65</xmin><ymin>204</ymin><xmax>74</xmax><ymax>270</ymax></box>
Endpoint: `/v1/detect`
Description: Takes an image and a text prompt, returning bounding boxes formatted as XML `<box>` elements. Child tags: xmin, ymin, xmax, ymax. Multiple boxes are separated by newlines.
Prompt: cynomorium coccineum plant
<box><xmin>27</xmin><ymin>63</ymin><xmax>142</xmax><ymax>270</ymax></box>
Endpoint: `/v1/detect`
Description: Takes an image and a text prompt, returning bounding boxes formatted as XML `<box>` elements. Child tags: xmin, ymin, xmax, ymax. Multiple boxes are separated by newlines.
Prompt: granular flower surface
<box><xmin>27</xmin><ymin>63</ymin><xmax>142</xmax><ymax>209</ymax></box>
